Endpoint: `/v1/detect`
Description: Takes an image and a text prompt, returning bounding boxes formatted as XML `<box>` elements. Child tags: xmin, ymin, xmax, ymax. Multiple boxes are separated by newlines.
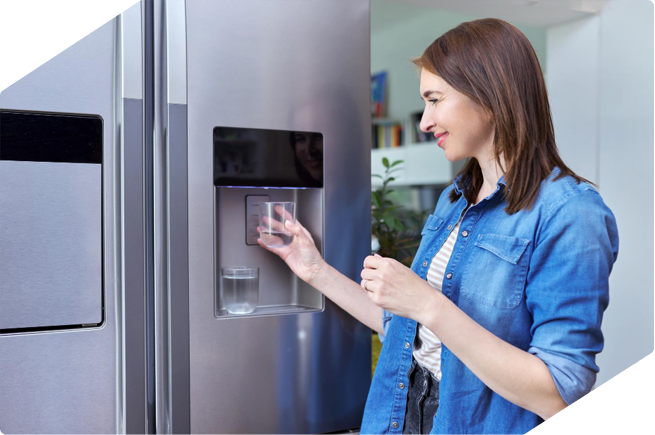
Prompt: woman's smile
<box><xmin>435</xmin><ymin>132</ymin><xmax>449</xmax><ymax>147</ymax></box>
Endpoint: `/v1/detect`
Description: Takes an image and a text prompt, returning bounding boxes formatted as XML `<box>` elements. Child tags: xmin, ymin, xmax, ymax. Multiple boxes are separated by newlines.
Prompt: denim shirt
<box><xmin>361</xmin><ymin>167</ymin><xmax>619</xmax><ymax>434</ymax></box>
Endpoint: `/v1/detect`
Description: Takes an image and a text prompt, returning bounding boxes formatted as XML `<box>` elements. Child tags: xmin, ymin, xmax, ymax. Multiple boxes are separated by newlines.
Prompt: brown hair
<box><xmin>412</xmin><ymin>18</ymin><xmax>593</xmax><ymax>214</ymax></box>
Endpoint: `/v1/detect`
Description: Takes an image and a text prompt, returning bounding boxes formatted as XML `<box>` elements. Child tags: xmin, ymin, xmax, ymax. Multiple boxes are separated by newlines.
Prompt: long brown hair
<box><xmin>412</xmin><ymin>18</ymin><xmax>593</xmax><ymax>214</ymax></box>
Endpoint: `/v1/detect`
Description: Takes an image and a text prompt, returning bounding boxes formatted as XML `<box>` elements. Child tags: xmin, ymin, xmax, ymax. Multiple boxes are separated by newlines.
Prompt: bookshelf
<box><xmin>371</xmin><ymin>118</ymin><xmax>404</xmax><ymax>149</ymax></box>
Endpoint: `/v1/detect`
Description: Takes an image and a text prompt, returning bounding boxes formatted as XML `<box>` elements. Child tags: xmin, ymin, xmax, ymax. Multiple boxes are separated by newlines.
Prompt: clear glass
<box><xmin>258</xmin><ymin>202</ymin><xmax>296</xmax><ymax>248</ymax></box>
<box><xmin>221</xmin><ymin>266</ymin><xmax>259</xmax><ymax>314</ymax></box>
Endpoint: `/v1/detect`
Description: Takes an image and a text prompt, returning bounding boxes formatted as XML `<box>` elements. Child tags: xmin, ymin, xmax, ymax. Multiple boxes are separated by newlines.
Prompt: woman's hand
<box><xmin>257</xmin><ymin>212</ymin><xmax>326</xmax><ymax>285</ymax></box>
<box><xmin>360</xmin><ymin>254</ymin><xmax>442</xmax><ymax>323</ymax></box>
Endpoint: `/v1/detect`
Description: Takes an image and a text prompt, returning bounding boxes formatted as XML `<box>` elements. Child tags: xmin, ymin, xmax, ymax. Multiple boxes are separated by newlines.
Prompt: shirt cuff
<box><xmin>378</xmin><ymin>309</ymin><xmax>393</xmax><ymax>344</ymax></box>
<box><xmin>528</xmin><ymin>346</ymin><xmax>597</xmax><ymax>405</ymax></box>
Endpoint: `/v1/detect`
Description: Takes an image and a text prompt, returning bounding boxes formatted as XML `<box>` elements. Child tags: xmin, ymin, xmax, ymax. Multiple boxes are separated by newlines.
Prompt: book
<box><xmin>371</xmin><ymin>71</ymin><xmax>388</xmax><ymax>118</ymax></box>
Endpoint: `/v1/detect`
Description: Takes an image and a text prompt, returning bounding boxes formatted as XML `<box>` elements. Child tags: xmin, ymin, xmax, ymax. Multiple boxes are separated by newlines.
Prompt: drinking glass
<box><xmin>258</xmin><ymin>201</ymin><xmax>296</xmax><ymax>248</ymax></box>
<box><xmin>221</xmin><ymin>266</ymin><xmax>259</xmax><ymax>314</ymax></box>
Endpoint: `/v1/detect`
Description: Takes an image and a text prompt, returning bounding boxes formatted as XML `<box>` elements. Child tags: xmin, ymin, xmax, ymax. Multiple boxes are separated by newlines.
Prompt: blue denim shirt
<box><xmin>361</xmin><ymin>167</ymin><xmax>619</xmax><ymax>434</ymax></box>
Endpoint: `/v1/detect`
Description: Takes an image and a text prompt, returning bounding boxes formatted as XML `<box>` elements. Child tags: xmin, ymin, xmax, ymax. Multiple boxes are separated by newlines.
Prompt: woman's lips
<box><xmin>435</xmin><ymin>132</ymin><xmax>449</xmax><ymax>147</ymax></box>
<box><xmin>305</xmin><ymin>159</ymin><xmax>321</xmax><ymax>169</ymax></box>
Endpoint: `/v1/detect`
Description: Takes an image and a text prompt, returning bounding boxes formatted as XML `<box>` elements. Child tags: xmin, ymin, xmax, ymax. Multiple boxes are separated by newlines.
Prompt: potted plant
<box><xmin>371</xmin><ymin>158</ymin><xmax>425</xmax><ymax>267</ymax></box>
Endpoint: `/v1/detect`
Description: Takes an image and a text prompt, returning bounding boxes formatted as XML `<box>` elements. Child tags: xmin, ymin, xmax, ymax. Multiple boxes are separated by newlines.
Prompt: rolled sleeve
<box><xmin>526</xmin><ymin>188</ymin><xmax>619</xmax><ymax>405</ymax></box>
<box><xmin>528</xmin><ymin>346</ymin><xmax>597</xmax><ymax>405</ymax></box>
<box><xmin>378</xmin><ymin>309</ymin><xmax>393</xmax><ymax>344</ymax></box>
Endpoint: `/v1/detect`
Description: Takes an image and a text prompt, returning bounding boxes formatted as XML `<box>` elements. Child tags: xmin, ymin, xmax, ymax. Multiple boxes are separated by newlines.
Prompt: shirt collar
<box><xmin>452</xmin><ymin>172</ymin><xmax>508</xmax><ymax>196</ymax></box>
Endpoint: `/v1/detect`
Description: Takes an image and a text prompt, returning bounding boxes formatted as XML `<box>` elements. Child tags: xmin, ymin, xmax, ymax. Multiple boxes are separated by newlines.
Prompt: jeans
<box><xmin>402</xmin><ymin>359</ymin><xmax>440</xmax><ymax>434</ymax></box>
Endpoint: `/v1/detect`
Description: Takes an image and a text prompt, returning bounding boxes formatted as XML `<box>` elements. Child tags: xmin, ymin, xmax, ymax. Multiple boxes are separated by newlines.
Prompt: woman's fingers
<box><xmin>363</xmin><ymin>255</ymin><xmax>385</xmax><ymax>270</ymax></box>
<box><xmin>261</xmin><ymin>215</ymin><xmax>287</xmax><ymax>233</ymax></box>
<box><xmin>256</xmin><ymin>237</ymin><xmax>289</xmax><ymax>257</ymax></box>
<box><xmin>274</xmin><ymin>204</ymin><xmax>296</xmax><ymax>225</ymax></box>
<box><xmin>361</xmin><ymin>278</ymin><xmax>379</xmax><ymax>292</ymax></box>
<box><xmin>360</xmin><ymin>267</ymin><xmax>376</xmax><ymax>281</ymax></box>
<box><xmin>285</xmin><ymin>219</ymin><xmax>308</xmax><ymax>239</ymax></box>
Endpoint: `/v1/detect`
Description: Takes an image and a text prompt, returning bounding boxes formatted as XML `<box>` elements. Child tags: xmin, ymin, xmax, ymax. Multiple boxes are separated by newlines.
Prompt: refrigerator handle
<box><xmin>117</xmin><ymin>2</ymin><xmax>150</xmax><ymax>433</ymax></box>
<box><xmin>155</xmin><ymin>0</ymin><xmax>191</xmax><ymax>435</ymax></box>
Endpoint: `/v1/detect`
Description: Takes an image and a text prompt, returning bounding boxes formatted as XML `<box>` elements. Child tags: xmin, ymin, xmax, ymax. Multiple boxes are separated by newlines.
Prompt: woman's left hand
<box><xmin>360</xmin><ymin>254</ymin><xmax>442</xmax><ymax>322</ymax></box>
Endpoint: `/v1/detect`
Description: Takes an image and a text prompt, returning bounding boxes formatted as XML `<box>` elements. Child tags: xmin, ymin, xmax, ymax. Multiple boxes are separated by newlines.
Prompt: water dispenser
<box><xmin>213</xmin><ymin>126</ymin><xmax>324</xmax><ymax>318</ymax></box>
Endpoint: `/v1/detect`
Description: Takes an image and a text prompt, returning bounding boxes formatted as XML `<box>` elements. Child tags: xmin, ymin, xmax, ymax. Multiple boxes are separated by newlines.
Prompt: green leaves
<box><xmin>371</xmin><ymin>191</ymin><xmax>382</xmax><ymax>209</ymax></box>
<box><xmin>371</xmin><ymin>156</ymin><xmax>427</xmax><ymax>265</ymax></box>
<box><xmin>381</xmin><ymin>158</ymin><xmax>403</xmax><ymax>170</ymax></box>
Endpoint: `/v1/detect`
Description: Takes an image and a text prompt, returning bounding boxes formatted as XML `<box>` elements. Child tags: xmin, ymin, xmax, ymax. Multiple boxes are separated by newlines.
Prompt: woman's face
<box><xmin>294</xmin><ymin>132</ymin><xmax>323</xmax><ymax>181</ymax></box>
<box><xmin>419</xmin><ymin>69</ymin><xmax>495</xmax><ymax>163</ymax></box>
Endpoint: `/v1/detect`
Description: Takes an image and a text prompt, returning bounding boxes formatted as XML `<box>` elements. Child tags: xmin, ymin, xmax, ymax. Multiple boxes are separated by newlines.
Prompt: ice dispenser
<box><xmin>213</xmin><ymin>126</ymin><xmax>323</xmax><ymax>317</ymax></box>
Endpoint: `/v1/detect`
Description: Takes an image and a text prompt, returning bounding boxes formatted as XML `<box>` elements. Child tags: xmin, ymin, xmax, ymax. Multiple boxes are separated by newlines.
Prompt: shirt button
<box><xmin>461</xmin><ymin>230</ymin><xmax>469</xmax><ymax>237</ymax></box>
<box><xmin>447</xmin><ymin>224</ymin><xmax>453</xmax><ymax>230</ymax></box>
<box><xmin>404</xmin><ymin>342</ymin><xmax>410</xmax><ymax>349</ymax></box>
<box><xmin>399</xmin><ymin>383</ymin><xmax>405</xmax><ymax>389</ymax></box>
<box><xmin>423</xmin><ymin>261</ymin><xmax>428</xmax><ymax>267</ymax></box>
<box><xmin>392</xmin><ymin>422</ymin><xmax>399</xmax><ymax>429</ymax></box>
<box><xmin>446</xmin><ymin>273</ymin><xmax>453</xmax><ymax>279</ymax></box>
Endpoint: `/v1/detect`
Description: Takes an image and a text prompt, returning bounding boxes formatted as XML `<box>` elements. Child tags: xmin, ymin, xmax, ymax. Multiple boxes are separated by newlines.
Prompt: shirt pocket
<box><xmin>421</xmin><ymin>214</ymin><xmax>444</xmax><ymax>235</ymax></box>
<box><xmin>413</xmin><ymin>214</ymin><xmax>445</xmax><ymax>264</ymax></box>
<box><xmin>460</xmin><ymin>233</ymin><xmax>531</xmax><ymax>309</ymax></box>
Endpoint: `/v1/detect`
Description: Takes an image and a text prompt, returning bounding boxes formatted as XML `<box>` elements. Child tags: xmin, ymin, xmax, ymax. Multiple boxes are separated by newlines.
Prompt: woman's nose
<box><xmin>419</xmin><ymin>110</ymin><xmax>435</xmax><ymax>133</ymax></box>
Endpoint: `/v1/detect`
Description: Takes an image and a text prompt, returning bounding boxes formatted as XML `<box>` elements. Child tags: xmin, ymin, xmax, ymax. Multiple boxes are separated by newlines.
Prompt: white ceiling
<box><xmin>399</xmin><ymin>0</ymin><xmax>609</xmax><ymax>27</ymax></box>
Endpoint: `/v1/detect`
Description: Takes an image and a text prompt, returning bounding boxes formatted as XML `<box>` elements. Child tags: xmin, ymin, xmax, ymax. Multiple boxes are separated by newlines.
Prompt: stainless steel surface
<box><xmin>167</xmin><ymin>103</ymin><xmax>191</xmax><ymax>434</ymax></box>
<box><xmin>151</xmin><ymin>18</ymin><xmax>193</xmax><ymax>428</ymax></box>
<box><xmin>166</xmin><ymin>0</ymin><xmax>187</xmax><ymax>105</ymax></box>
<box><xmin>0</xmin><ymin>20</ymin><xmax>118</xmax><ymax>434</ymax></box>
<box><xmin>0</xmin><ymin>161</ymin><xmax>102</xmax><ymax>330</ymax></box>
<box><xmin>142</xmin><ymin>0</ymin><xmax>157</xmax><ymax>431</ymax></box>
<box><xmin>120</xmin><ymin>0</ymin><xmax>154</xmax><ymax>435</ymax></box>
<box><xmin>214</xmin><ymin>188</ymin><xmax>322</xmax><ymax>318</ymax></box>
<box><xmin>122</xmin><ymin>2</ymin><xmax>143</xmax><ymax>100</ymax></box>
<box><xmin>186</xmin><ymin>0</ymin><xmax>371</xmax><ymax>432</ymax></box>
<box><xmin>122</xmin><ymin>98</ymin><xmax>147</xmax><ymax>435</ymax></box>
<box><xmin>154</xmin><ymin>1</ymin><xmax>173</xmax><ymax>433</ymax></box>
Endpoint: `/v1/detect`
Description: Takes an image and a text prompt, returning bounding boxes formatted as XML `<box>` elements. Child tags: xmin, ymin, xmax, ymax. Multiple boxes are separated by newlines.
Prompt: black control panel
<box><xmin>0</xmin><ymin>110</ymin><xmax>103</xmax><ymax>164</ymax></box>
<box><xmin>213</xmin><ymin>126</ymin><xmax>323</xmax><ymax>188</ymax></box>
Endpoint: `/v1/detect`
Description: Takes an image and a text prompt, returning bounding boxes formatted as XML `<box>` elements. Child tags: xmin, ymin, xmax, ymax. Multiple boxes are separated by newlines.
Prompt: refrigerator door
<box><xmin>173</xmin><ymin>0</ymin><xmax>373</xmax><ymax>433</ymax></box>
<box><xmin>0</xmin><ymin>3</ymin><xmax>148</xmax><ymax>433</ymax></box>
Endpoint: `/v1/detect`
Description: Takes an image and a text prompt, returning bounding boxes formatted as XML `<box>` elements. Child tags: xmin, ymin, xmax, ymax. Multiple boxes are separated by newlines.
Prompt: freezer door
<box><xmin>0</xmin><ymin>4</ymin><xmax>148</xmax><ymax>431</ymax></box>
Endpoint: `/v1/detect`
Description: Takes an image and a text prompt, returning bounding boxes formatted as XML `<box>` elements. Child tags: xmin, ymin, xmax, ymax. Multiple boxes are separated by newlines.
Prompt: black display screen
<box><xmin>0</xmin><ymin>110</ymin><xmax>103</xmax><ymax>164</ymax></box>
<box><xmin>213</xmin><ymin>126</ymin><xmax>323</xmax><ymax>188</ymax></box>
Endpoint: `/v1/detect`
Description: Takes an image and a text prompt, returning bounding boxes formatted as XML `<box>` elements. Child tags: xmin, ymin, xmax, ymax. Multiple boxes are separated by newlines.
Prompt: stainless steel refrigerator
<box><xmin>0</xmin><ymin>0</ymin><xmax>371</xmax><ymax>433</ymax></box>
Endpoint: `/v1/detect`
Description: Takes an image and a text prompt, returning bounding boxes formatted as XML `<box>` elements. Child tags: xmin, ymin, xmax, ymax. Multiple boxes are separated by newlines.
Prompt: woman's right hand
<box><xmin>257</xmin><ymin>215</ymin><xmax>326</xmax><ymax>285</ymax></box>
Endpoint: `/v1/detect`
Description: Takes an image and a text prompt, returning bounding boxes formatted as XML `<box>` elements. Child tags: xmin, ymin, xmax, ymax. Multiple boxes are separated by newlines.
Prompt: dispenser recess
<box><xmin>213</xmin><ymin>126</ymin><xmax>324</xmax><ymax>318</ymax></box>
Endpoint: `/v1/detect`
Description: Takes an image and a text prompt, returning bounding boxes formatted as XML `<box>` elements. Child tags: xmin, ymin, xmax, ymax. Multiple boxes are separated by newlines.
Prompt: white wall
<box><xmin>547</xmin><ymin>16</ymin><xmax>601</xmax><ymax>184</ymax></box>
<box><xmin>546</xmin><ymin>0</ymin><xmax>654</xmax><ymax>388</ymax></box>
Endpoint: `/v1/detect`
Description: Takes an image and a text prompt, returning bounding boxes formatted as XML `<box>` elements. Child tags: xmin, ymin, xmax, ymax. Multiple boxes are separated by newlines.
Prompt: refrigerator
<box><xmin>0</xmin><ymin>0</ymin><xmax>372</xmax><ymax>433</ymax></box>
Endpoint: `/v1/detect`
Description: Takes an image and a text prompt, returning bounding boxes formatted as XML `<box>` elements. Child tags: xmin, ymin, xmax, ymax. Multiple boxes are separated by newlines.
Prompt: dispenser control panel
<box><xmin>245</xmin><ymin>195</ymin><xmax>269</xmax><ymax>245</ymax></box>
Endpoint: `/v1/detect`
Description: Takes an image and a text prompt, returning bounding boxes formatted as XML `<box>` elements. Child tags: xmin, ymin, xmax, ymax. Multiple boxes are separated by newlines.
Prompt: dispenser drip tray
<box><xmin>216</xmin><ymin>304</ymin><xmax>320</xmax><ymax>318</ymax></box>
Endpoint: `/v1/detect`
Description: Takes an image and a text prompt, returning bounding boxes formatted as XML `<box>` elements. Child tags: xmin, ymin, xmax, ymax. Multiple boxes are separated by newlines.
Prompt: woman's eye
<box><xmin>429</xmin><ymin>99</ymin><xmax>439</xmax><ymax>106</ymax></box>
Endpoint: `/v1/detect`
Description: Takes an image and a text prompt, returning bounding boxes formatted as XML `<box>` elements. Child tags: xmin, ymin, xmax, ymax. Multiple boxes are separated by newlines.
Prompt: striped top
<box><xmin>412</xmin><ymin>215</ymin><xmax>463</xmax><ymax>381</ymax></box>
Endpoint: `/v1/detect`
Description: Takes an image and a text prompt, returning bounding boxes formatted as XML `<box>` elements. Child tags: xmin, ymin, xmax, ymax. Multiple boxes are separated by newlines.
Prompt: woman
<box><xmin>258</xmin><ymin>18</ymin><xmax>619</xmax><ymax>434</ymax></box>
